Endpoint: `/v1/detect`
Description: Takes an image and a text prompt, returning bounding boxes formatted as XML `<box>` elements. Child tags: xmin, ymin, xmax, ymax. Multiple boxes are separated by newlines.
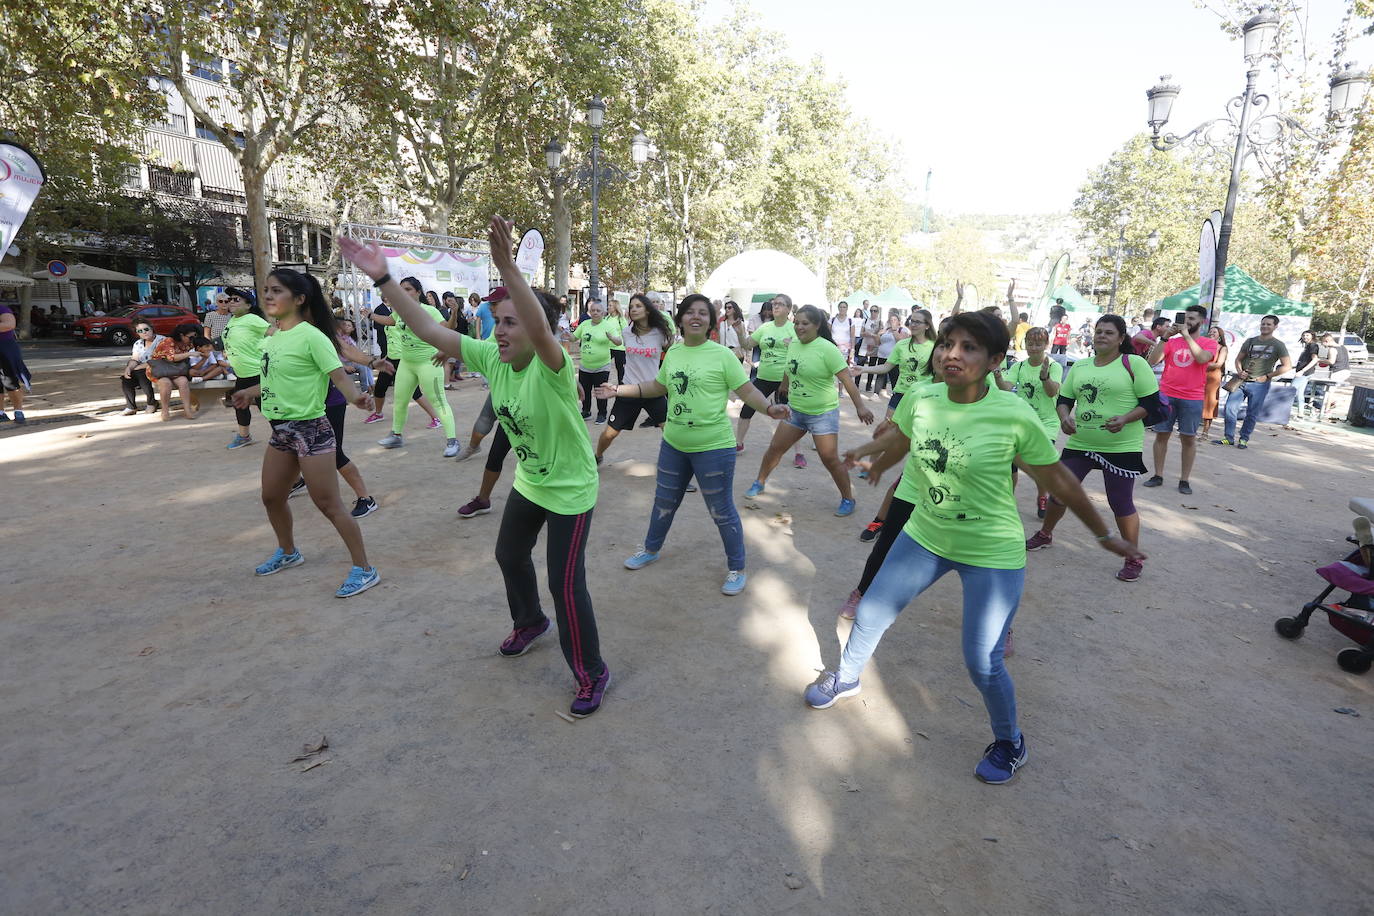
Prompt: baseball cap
<box><xmin>224</xmin><ymin>286</ymin><xmax>256</xmax><ymax>303</ymax></box>
<box><xmin>488</xmin><ymin>286</ymin><xmax>510</xmax><ymax>303</ymax></box>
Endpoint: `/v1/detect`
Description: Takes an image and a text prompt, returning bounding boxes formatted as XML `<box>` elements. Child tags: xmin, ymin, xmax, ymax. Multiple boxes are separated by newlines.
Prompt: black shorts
<box><xmin>608</xmin><ymin>395</ymin><xmax>667</xmax><ymax>431</ymax></box>
<box><xmin>740</xmin><ymin>377</ymin><xmax>787</xmax><ymax>419</ymax></box>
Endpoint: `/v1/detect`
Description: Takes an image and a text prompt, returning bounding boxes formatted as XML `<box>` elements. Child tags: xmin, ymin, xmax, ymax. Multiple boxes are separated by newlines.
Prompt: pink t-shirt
<box><xmin>1160</xmin><ymin>335</ymin><xmax>1219</xmax><ymax>400</ymax></box>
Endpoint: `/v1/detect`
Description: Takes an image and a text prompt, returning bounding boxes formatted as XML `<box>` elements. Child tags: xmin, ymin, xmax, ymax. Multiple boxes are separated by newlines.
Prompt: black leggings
<box><xmin>325</xmin><ymin>401</ymin><xmax>351</xmax><ymax>470</ymax></box>
<box><xmin>611</xmin><ymin>349</ymin><xmax>626</xmax><ymax>383</ymax></box>
<box><xmin>857</xmin><ymin>493</ymin><xmax>916</xmax><ymax>594</ymax></box>
<box><xmin>739</xmin><ymin>377</ymin><xmax>785</xmax><ymax>419</ymax></box>
<box><xmin>485</xmin><ymin>424</ymin><xmax>511</xmax><ymax>473</ymax></box>
<box><xmin>233</xmin><ymin>374</ymin><xmax>260</xmax><ymax>427</ymax></box>
<box><xmin>121</xmin><ymin>372</ymin><xmax>158</xmax><ymax>409</ymax></box>
<box><xmin>860</xmin><ymin>354</ymin><xmax>881</xmax><ymax>391</ymax></box>
<box><xmin>494</xmin><ymin>488</ymin><xmax>604</xmax><ymax>685</ymax></box>
<box><xmin>579</xmin><ymin>368</ymin><xmax>610</xmax><ymax>416</ymax></box>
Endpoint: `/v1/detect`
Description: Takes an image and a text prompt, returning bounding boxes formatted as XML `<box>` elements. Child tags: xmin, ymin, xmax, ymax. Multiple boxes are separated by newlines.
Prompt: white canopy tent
<box><xmin>700</xmin><ymin>249</ymin><xmax>829</xmax><ymax>315</ymax></box>
<box><xmin>0</xmin><ymin>268</ymin><xmax>34</xmax><ymax>287</ymax></box>
<box><xmin>30</xmin><ymin>262</ymin><xmax>144</xmax><ymax>283</ymax></box>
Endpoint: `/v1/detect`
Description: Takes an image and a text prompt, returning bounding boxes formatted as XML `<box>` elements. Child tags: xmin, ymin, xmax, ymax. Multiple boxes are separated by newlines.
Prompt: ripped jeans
<box><xmin>644</xmin><ymin>440</ymin><xmax>745</xmax><ymax>571</ymax></box>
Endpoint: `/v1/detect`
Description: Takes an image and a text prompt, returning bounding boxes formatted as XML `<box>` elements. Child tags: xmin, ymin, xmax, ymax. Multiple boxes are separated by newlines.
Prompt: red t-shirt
<box><xmin>1132</xmin><ymin>330</ymin><xmax>1156</xmax><ymax>357</ymax></box>
<box><xmin>1160</xmin><ymin>335</ymin><xmax>1220</xmax><ymax>400</ymax></box>
<box><xmin>1052</xmin><ymin>322</ymin><xmax>1071</xmax><ymax>346</ymax></box>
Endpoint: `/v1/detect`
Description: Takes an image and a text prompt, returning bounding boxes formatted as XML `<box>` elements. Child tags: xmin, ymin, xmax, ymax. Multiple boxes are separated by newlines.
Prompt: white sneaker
<box><xmin>120</xmin><ymin>408</ymin><xmax>137</xmax><ymax>416</ymax></box>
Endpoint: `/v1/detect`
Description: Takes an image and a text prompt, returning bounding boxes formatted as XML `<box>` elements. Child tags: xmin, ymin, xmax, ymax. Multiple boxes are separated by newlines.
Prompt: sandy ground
<box><xmin>3</xmin><ymin>362</ymin><xmax>1373</xmax><ymax>914</ymax></box>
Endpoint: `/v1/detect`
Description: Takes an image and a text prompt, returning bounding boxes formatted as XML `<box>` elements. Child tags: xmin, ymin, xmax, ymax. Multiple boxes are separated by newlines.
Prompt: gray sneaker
<box><xmin>378</xmin><ymin>433</ymin><xmax>404</xmax><ymax>448</ymax></box>
<box><xmin>443</xmin><ymin>438</ymin><xmax>460</xmax><ymax>458</ymax></box>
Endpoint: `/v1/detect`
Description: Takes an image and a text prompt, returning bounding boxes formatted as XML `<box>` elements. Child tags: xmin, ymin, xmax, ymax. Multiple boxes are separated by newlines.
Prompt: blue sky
<box><xmin>702</xmin><ymin>0</ymin><xmax>1369</xmax><ymax>214</ymax></box>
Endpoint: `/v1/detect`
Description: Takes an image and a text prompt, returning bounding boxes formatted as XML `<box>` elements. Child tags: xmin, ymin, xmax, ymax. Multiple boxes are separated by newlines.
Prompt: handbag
<box><xmin>1222</xmin><ymin>373</ymin><xmax>1244</xmax><ymax>393</ymax></box>
<box><xmin>149</xmin><ymin>358</ymin><xmax>191</xmax><ymax>379</ymax></box>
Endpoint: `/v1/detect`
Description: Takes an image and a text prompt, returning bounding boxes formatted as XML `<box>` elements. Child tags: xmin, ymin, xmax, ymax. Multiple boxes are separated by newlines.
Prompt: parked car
<box><xmin>1341</xmin><ymin>333</ymin><xmax>1369</xmax><ymax>364</ymax></box>
<box><xmin>72</xmin><ymin>305</ymin><xmax>200</xmax><ymax>347</ymax></box>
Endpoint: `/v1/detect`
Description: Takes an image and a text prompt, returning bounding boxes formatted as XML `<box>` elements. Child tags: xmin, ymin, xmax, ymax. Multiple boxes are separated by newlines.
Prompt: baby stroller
<box><xmin>1274</xmin><ymin>498</ymin><xmax>1374</xmax><ymax>674</ymax></box>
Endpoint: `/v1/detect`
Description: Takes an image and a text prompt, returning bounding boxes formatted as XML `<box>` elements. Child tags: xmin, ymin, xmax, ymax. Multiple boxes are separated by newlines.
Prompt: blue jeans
<box><xmin>1222</xmin><ymin>380</ymin><xmax>1271</xmax><ymax>441</ymax></box>
<box><xmin>644</xmin><ymin>441</ymin><xmax>745</xmax><ymax>570</ymax></box>
<box><xmin>1290</xmin><ymin>375</ymin><xmax>1311</xmax><ymax>415</ymax></box>
<box><xmin>839</xmin><ymin>533</ymin><xmax>1024</xmax><ymax>742</ymax></box>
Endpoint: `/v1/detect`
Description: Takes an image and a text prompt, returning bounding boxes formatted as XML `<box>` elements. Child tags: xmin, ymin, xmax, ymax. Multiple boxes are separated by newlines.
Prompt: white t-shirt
<box><xmin>859</xmin><ymin>318</ymin><xmax>882</xmax><ymax>354</ymax></box>
<box><xmin>830</xmin><ymin>316</ymin><xmax>854</xmax><ymax>348</ymax></box>
<box><xmin>622</xmin><ymin>326</ymin><xmax>669</xmax><ymax>386</ymax></box>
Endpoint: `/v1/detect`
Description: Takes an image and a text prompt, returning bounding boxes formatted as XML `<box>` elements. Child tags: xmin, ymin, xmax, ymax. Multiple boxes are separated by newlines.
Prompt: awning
<box><xmin>32</xmin><ymin>263</ymin><xmax>145</xmax><ymax>283</ymax></box>
<box><xmin>0</xmin><ymin>268</ymin><xmax>34</xmax><ymax>287</ymax></box>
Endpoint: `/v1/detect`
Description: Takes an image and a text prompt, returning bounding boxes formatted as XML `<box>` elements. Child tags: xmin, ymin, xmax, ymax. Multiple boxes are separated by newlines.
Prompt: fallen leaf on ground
<box><xmin>1333</xmin><ymin>707</ymin><xmax>1360</xmax><ymax>717</ymax></box>
<box><xmin>555</xmin><ymin>711</ymin><xmax>577</xmax><ymax>724</ymax></box>
<box><xmin>783</xmin><ymin>872</ymin><xmax>804</xmax><ymax>890</ymax></box>
<box><xmin>299</xmin><ymin>759</ymin><xmax>329</xmax><ymax>773</ymax></box>
<box><xmin>1233</xmin><ymin>634</ymin><xmax>1252</xmax><ymax>644</ymax></box>
<box><xmin>1181</xmin><ymin>504</ymin><xmax>1199</xmax><ymax>510</ymax></box>
<box><xmin>916</xmin><ymin>731</ymin><xmax>930</xmax><ymax>740</ymax></box>
<box><xmin>983</xmin><ymin>837</ymin><xmax>999</xmax><ymax>843</ymax></box>
<box><xmin>291</xmin><ymin>736</ymin><xmax>328</xmax><ymax>761</ymax></box>
<box><xmin>137</xmin><ymin>646</ymin><xmax>156</xmax><ymax>656</ymax></box>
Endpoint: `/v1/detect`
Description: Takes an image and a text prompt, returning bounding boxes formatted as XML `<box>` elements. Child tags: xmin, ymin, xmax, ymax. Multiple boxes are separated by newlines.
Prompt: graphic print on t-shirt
<box><xmin>912</xmin><ymin>426</ymin><xmax>974</xmax><ymax>516</ymax></box>
<box><xmin>495</xmin><ymin>399</ymin><xmax>549</xmax><ymax>475</ymax></box>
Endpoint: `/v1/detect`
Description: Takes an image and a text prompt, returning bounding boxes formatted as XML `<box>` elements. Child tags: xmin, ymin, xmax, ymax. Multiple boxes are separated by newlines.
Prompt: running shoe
<box><xmin>859</xmin><ymin>520</ymin><xmax>882</xmax><ymax>542</ymax></box>
<box><xmin>1142</xmin><ymin>475</ymin><xmax>1164</xmax><ymax>488</ymax></box>
<box><xmin>1036</xmin><ymin>495</ymin><xmax>1047</xmax><ymax>519</ymax></box>
<box><xmin>744</xmin><ymin>480</ymin><xmax>765</xmax><ymax>499</ymax></box>
<box><xmin>581</xmin><ymin>410</ymin><xmax>592</xmax><ymax>419</ymax></box>
<box><xmin>457</xmin><ymin>496</ymin><xmax>491</xmax><ymax>518</ymax></box>
<box><xmin>685</xmin><ymin>483</ymin><xmax>697</xmax><ymax>493</ymax></box>
<box><xmin>0</xmin><ymin>412</ymin><xmax>8</xmax><ymax>422</ymax></box>
<box><xmin>255</xmin><ymin>548</ymin><xmax>304</xmax><ymax>576</ymax></box>
<box><xmin>1116</xmin><ymin>558</ymin><xmax>1144</xmax><ymax>582</ymax></box>
<box><xmin>1212</xmin><ymin>436</ymin><xmax>1234</xmax><ymax>446</ymax></box>
<box><xmin>721</xmin><ymin>570</ymin><xmax>747</xmax><ymax>596</ymax></box>
<box><xmin>839</xmin><ymin>589</ymin><xmax>862</xmax><ymax>620</ymax></box>
<box><xmin>804</xmin><ymin>671</ymin><xmax>861</xmax><ymax>709</ymax></box>
<box><xmin>13</xmin><ymin>411</ymin><xmax>24</xmax><ymax>425</ymax></box>
<box><xmin>499</xmin><ymin>618</ymin><xmax>550</xmax><ymax>657</ymax></box>
<box><xmin>121</xmin><ymin>407</ymin><xmax>137</xmax><ymax>416</ymax></box>
<box><xmin>1178</xmin><ymin>480</ymin><xmax>1193</xmax><ymax>495</ymax></box>
<box><xmin>443</xmin><ymin>438</ymin><xmax>460</xmax><ymax>458</ymax></box>
<box><xmin>362</xmin><ymin>412</ymin><xmax>384</xmax><ymax>424</ymax></box>
<box><xmin>145</xmin><ymin>405</ymin><xmax>159</xmax><ymax>414</ymax></box>
<box><xmin>594</xmin><ymin>414</ymin><xmax>607</xmax><ymax>425</ymax></box>
<box><xmin>835</xmin><ymin>497</ymin><xmax>856</xmax><ymax>517</ymax></box>
<box><xmin>453</xmin><ymin>444</ymin><xmax>482</xmax><ymax>462</ymax></box>
<box><xmin>1025</xmin><ymin>530</ymin><xmax>1053</xmax><ymax>551</ymax></box>
<box><xmin>794</xmin><ymin>452</ymin><xmax>808</xmax><ymax>469</ymax></box>
<box><xmin>350</xmin><ymin>496</ymin><xmax>378</xmax><ymax>518</ymax></box>
<box><xmin>427</xmin><ymin>417</ymin><xmax>442</xmax><ymax>429</ymax></box>
<box><xmin>335</xmin><ymin>565</ymin><xmax>380</xmax><ymax>598</ymax></box>
<box><xmin>624</xmin><ymin>548</ymin><xmax>660</xmax><ymax>570</ymax></box>
<box><xmin>975</xmin><ymin>736</ymin><xmax>1028</xmax><ymax>785</ymax></box>
<box><xmin>1237</xmin><ymin>439</ymin><xmax>1248</xmax><ymax>449</ymax></box>
<box><xmin>288</xmin><ymin>477</ymin><xmax>307</xmax><ymax>498</ymax></box>
<box><xmin>570</xmin><ymin>666</ymin><xmax>612</xmax><ymax>718</ymax></box>
<box><xmin>378</xmin><ymin>433</ymin><xmax>404</xmax><ymax>448</ymax></box>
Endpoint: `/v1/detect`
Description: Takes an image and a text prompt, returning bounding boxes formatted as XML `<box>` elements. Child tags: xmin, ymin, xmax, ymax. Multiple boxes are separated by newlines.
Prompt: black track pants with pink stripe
<box><xmin>494</xmin><ymin>488</ymin><xmax>605</xmax><ymax>686</ymax></box>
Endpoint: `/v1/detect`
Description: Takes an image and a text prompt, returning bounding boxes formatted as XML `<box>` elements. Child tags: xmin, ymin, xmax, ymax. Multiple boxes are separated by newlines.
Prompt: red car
<box><xmin>72</xmin><ymin>305</ymin><xmax>200</xmax><ymax>346</ymax></box>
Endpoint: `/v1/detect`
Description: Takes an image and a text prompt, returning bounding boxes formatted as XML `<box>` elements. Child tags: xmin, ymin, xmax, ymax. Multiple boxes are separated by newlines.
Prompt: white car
<box><xmin>1341</xmin><ymin>334</ymin><xmax>1369</xmax><ymax>364</ymax></box>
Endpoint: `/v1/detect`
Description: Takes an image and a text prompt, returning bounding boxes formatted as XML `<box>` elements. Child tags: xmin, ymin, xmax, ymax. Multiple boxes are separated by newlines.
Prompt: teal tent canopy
<box><xmin>874</xmin><ymin>285</ymin><xmax>916</xmax><ymax>305</ymax></box>
<box><xmin>1047</xmin><ymin>283</ymin><xmax>1095</xmax><ymax>312</ymax></box>
<box><xmin>1158</xmin><ymin>265</ymin><xmax>1312</xmax><ymax>317</ymax></box>
<box><xmin>842</xmin><ymin>289</ymin><xmax>877</xmax><ymax>305</ymax></box>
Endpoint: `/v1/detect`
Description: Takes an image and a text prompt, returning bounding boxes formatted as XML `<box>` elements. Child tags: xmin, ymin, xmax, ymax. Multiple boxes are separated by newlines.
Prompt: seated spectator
<box><xmin>189</xmin><ymin>336</ymin><xmax>231</xmax><ymax>380</ymax></box>
<box><xmin>146</xmin><ymin>322</ymin><xmax>200</xmax><ymax>421</ymax></box>
<box><xmin>120</xmin><ymin>321</ymin><xmax>163</xmax><ymax>415</ymax></box>
<box><xmin>335</xmin><ymin>315</ymin><xmax>373</xmax><ymax>392</ymax></box>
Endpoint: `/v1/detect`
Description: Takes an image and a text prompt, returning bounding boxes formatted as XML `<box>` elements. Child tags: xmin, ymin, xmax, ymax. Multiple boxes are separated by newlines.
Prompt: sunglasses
<box><xmin>137</xmin><ymin>327</ymin><xmax>153</xmax><ymax>333</ymax></box>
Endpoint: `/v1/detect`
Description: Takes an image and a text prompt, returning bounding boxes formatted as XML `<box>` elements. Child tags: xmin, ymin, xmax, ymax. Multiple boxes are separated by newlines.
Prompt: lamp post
<box><xmin>586</xmin><ymin>96</ymin><xmax>606</xmax><ymax>301</ymax></box>
<box><xmin>1145</xmin><ymin>5</ymin><xmax>1368</xmax><ymax>326</ymax></box>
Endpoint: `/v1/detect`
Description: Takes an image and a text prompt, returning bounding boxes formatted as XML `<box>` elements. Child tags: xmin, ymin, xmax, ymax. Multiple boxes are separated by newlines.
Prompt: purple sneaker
<box><xmin>499</xmin><ymin>618</ymin><xmax>550</xmax><ymax>657</ymax></box>
<box><xmin>570</xmin><ymin>666</ymin><xmax>611</xmax><ymax>717</ymax></box>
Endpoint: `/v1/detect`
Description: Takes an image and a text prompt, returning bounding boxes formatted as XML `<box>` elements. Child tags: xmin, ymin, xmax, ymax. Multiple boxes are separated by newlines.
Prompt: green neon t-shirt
<box><xmin>259</xmin><ymin>321</ymin><xmax>342</xmax><ymax>420</ymax></box>
<box><xmin>892</xmin><ymin>384</ymin><xmax>1060</xmax><ymax>569</ymax></box>
<box><xmin>753</xmin><ymin>320</ymin><xmax>796</xmax><ymax>382</ymax></box>
<box><xmin>608</xmin><ymin>315</ymin><xmax>628</xmax><ymax>351</ymax></box>
<box><xmin>390</xmin><ymin>304</ymin><xmax>443</xmax><ymax>362</ymax></box>
<box><xmin>656</xmin><ymin>340</ymin><xmax>749</xmax><ymax>452</ymax></box>
<box><xmin>575</xmin><ymin>319</ymin><xmax>614</xmax><ymax>371</ymax></box>
<box><xmin>223</xmin><ymin>312</ymin><xmax>270</xmax><ymax>377</ymax></box>
<box><xmin>892</xmin><ymin>338</ymin><xmax>935</xmax><ymax>394</ymax></box>
<box><xmin>463</xmin><ymin>338</ymin><xmax>598</xmax><ymax>515</ymax></box>
<box><xmin>1062</xmin><ymin>354</ymin><xmax>1158</xmax><ymax>454</ymax></box>
<box><xmin>783</xmin><ymin>336</ymin><xmax>847</xmax><ymax>415</ymax></box>
<box><xmin>1008</xmin><ymin>357</ymin><xmax>1064</xmax><ymax>439</ymax></box>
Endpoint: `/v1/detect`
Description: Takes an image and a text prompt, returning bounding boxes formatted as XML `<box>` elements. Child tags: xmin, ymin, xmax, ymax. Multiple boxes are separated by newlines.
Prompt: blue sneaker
<box><xmin>624</xmin><ymin>548</ymin><xmax>660</xmax><ymax>570</ymax></box>
<box><xmin>974</xmin><ymin>736</ymin><xmax>1028</xmax><ymax>785</ymax></box>
<box><xmin>226</xmin><ymin>434</ymin><xmax>254</xmax><ymax>450</ymax></box>
<box><xmin>255</xmin><ymin>548</ymin><xmax>304</xmax><ymax>576</ymax></box>
<box><xmin>721</xmin><ymin>570</ymin><xmax>747</xmax><ymax>596</ymax></box>
<box><xmin>744</xmin><ymin>480</ymin><xmax>765</xmax><ymax>499</ymax></box>
<box><xmin>835</xmin><ymin>497</ymin><xmax>856</xmax><ymax>517</ymax></box>
<box><xmin>804</xmin><ymin>671</ymin><xmax>861</xmax><ymax>709</ymax></box>
<box><xmin>335</xmin><ymin>565</ymin><xmax>380</xmax><ymax>598</ymax></box>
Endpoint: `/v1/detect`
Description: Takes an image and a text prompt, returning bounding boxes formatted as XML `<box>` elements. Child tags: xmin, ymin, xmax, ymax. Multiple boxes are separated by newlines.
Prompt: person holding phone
<box><xmin>1141</xmin><ymin>304</ymin><xmax>1217</xmax><ymax>495</ymax></box>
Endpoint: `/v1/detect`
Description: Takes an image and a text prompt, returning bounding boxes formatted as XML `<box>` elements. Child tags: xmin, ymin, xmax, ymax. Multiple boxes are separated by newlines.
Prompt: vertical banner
<box><xmin>1041</xmin><ymin>252</ymin><xmax>1069</xmax><ymax>320</ymax></box>
<box><xmin>1198</xmin><ymin>218</ymin><xmax>1218</xmax><ymax>309</ymax></box>
<box><xmin>514</xmin><ymin>228</ymin><xmax>545</xmax><ymax>285</ymax></box>
<box><xmin>0</xmin><ymin>142</ymin><xmax>46</xmax><ymax>255</ymax></box>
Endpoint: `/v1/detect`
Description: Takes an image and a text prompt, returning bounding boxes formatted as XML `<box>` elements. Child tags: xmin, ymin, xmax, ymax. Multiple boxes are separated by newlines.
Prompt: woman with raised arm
<box><xmin>340</xmin><ymin>218</ymin><xmax>610</xmax><ymax>717</ymax></box>
<box><xmin>813</xmin><ymin>311</ymin><xmax>1145</xmax><ymax>784</ymax></box>
<box><xmin>374</xmin><ymin>275</ymin><xmax>459</xmax><ymax>456</ymax></box>
<box><xmin>602</xmin><ymin>295</ymin><xmax>790</xmax><ymax>596</ymax></box>
<box><xmin>231</xmin><ymin>269</ymin><xmax>379</xmax><ymax>598</ymax></box>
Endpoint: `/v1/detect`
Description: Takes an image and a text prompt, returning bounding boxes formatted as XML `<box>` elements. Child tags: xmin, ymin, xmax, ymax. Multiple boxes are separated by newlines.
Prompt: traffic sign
<box><xmin>47</xmin><ymin>259</ymin><xmax>68</xmax><ymax>279</ymax></box>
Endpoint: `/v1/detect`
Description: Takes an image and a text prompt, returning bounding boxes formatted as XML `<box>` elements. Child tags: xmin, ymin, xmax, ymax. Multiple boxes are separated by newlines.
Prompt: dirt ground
<box><xmin>2</xmin><ymin>361</ymin><xmax>1373</xmax><ymax>914</ymax></box>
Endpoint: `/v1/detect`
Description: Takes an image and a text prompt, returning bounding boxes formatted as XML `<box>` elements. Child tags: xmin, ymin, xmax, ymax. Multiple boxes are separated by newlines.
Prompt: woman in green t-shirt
<box><xmin>743</xmin><ymin>305</ymin><xmax>874</xmax><ymax>517</ymax></box>
<box><xmin>606</xmin><ymin>299</ymin><xmax>629</xmax><ymax>384</ymax></box>
<box><xmin>374</xmin><ymin>276</ymin><xmax>459</xmax><ymax>456</ymax></box>
<box><xmin>221</xmin><ymin>287</ymin><xmax>270</xmax><ymax>450</ymax></box>
<box><xmin>230</xmin><ymin>269</ymin><xmax>379</xmax><ymax>599</ymax></box>
<box><xmin>340</xmin><ymin>217</ymin><xmax>612</xmax><ymax>718</ymax></box>
<box><xmin>573</xmin><ymin>301</ymin><xmax>623</xmax><ymax>423</ymax></box>
<box><xmin>814</xmin><ymin>311</ymin><xmax>1145</xmax><ymax>784</ymax></box>
<box><xmin>1007</xmin><ymin>326</ymin><xmax>1063</xmax><ymax>519</ymax></box>
<box><xmin>849</xmin><ymin>309</ymin><xmax>936</xmax><ymax>419</ymax></box>
<box><xmin>1025</xmin><ymin>314</ymin><xmax>1162</xmax><ymax>583</ymax></box>
<box><xmin>597</xmin><ymin>295</ymin><xmax>789</xmax><ymax>597</ymax></box>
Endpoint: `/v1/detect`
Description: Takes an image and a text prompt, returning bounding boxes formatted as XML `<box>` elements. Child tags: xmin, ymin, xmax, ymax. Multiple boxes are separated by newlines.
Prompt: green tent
<box><xmin>1047</xmin><ymin>283</ymin><xmax>1095</xmax><ymax>313</ymax></box>
<box><xmin>842</xmin><ymin>289</ymin><xmax>877</xmax><ymax>306</ymax></box>
<box><xmin>875</xmin><ymin>285</ymin><xmax>916</xmax><ymax>305</ymax></box>
<box><xmin>1158</xmin><ymin>265</ymin><xmax>1312</xmax><ymax>317</ymax></box>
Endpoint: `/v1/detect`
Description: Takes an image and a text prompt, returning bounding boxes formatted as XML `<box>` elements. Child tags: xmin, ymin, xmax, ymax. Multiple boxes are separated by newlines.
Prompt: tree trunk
<box><xmin>552</xmin><ymin>182</ymin><xmax>571</xmax><ymax>298</ymax></box>
<box><xmin>683</xmin><ymin>232</ymin><xmax>696</xmax><ymax>293</ymax></box>
<box><xmin>16</xmin><ymin>240</ymin><xmax>36</xmax><ymax>339</ymax></box>
<box><xmin>422</xmin><ymin>201</ymin><xmax>451</xmax><ymax>237</ymax></box>
<box><xmin>243</xmin><ymin>166</ymin><xmax>272</xmax><ymax>295</ymax></box>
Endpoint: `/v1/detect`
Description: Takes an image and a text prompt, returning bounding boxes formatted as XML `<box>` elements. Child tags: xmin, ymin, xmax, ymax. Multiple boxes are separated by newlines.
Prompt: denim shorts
<box><xmin>785</xmin><ymin>406</ymin><xmax>840</xmax><ymax>436</ymax></box>
<box><xmin>887</xmin><ymin>392</ymin><xmax>904</xmax><ymax>411</ymax></box>
<box><xmin>1152</xmin><ymin>395</ymin><xmax>1202</xmax><ymax>437</ymax></box>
